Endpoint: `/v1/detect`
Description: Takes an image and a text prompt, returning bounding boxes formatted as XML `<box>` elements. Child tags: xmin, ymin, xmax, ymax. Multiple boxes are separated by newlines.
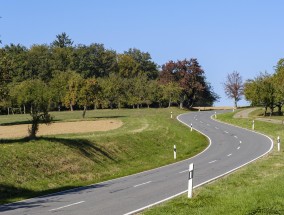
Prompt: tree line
<box><xmin>0</xmin><ymin>32</ymin><xmax>219</xmax><ymax>117</ymax></box>
<box><xmin>244</xmin><ymin>59</ymin><xmax>284</xmax><ymax>116</ymax></box>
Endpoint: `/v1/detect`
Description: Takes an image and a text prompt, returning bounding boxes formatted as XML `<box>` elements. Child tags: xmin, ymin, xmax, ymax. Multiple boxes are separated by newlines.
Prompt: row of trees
<box><xmin>0</xmin><ymin>33</ymin><xmax>219</xmax><ymax>138</ymax></box>
<box><xmin>244</xmin><ymin>59</ymin><xmax>284</xmax><ymax>116</ymax></box>
<box><xmin>0</xmin><ymin>33</ymin><xmax>219</xmax><ymax>114</ymax></box>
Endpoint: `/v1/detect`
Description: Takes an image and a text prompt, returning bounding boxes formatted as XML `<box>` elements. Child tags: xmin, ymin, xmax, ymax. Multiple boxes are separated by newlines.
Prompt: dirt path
<box><xmin>0</xmin><ymin>120</ymin><xmax>123</xmax><ymax>139</ymax></box>
<box><xmin>234</xmin><ymin>108</ymin><xmax>284</xmax><ymax>125</ymax></box>
<box><xmin>233</xmin><ymin>108</ymin><xmax>259</xmax><ymax>118</ymax></box>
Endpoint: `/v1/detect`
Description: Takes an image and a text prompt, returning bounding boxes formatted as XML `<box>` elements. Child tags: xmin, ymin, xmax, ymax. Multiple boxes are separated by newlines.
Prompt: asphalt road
<box><xmin>0</xmin><ymin>110</ymin><xmax>273</xmax><ymax>215</ymax></box>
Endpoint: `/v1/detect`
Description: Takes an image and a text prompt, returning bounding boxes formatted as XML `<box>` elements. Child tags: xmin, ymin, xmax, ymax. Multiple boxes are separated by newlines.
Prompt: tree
<box><xmin>159</xmin><ymin>59</ymin><xmax>211</xmax><ymax>108</ymax></box>
<box><xmin>223</xmin><ymin>71</ymin><xmax>244</xmax><ymax>108</ymax></box>
<box><xmin>51</xmin><ymin>32</ymin><xmax>73</xmax><ymax>48</ymax></box>
<box><xmin>63</xmin><ymin>71</ymin><xmax>83</xmax><ymax>111</ymax></box>
<box><xmin>72</xmin><ymin>44</ymin><xmax>117</xmax><ymax>78</ymax></box>
<box><xmin>26</xmin><ymin>44</ymin><xmax>52</xmax><ymax>82</ymax></box>
<box><xmin>78</xmin><ymin>78</ymin><xmax>97</xmax><ymax>118</ymax></box>
<box><xmin>10</xmin><ymin>80</ymin><xmax>52</xmax><ymax>139</ymax></box>
<box><xmin>124</xmin><ymin>48</ymin><xmax>158</xmax><ymax>79</ymax></box>
<box><xmin>273</xmin><ymin>59</ymin><xmax>284</xmax><ymax>115</ymax></box>
<box><xmin>244</xmin><ymin>72</ymin><xmax>276</xmax><ymax>116</ymax></box>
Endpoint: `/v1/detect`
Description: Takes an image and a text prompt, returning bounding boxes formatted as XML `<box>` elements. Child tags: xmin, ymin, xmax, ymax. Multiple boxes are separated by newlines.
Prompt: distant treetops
<box><xmin>0</xmin><ymin>32</ymin><xmax>219</xmax><ymax>115</ymax></box>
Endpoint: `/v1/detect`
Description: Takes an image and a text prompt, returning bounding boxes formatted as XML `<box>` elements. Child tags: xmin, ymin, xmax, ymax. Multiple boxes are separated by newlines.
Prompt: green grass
<box><xmin>0</xmin><ymin>108</ymin><xmax>208</xmax><ymax>204</ymax></box>
<box><xmin>143</xmin><ymin>111</ymin><xmax>284</xmax><ymax>215</ymax></box>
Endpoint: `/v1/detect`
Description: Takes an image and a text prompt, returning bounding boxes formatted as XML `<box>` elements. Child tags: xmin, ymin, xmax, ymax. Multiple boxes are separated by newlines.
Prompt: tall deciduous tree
<box><xmin>223</xmin><ymin>71</ymin><xmax>244</xmax><ymax>108</ymax></box>
<box><xmin>78</xmin><ymin>78</ymin><xmax>98</xmax><ymax>118</ymax></box>
<box><xmin>10</xmin><ymin>79</ymin><xmax>52</xmax><ymax>139</ymax></box>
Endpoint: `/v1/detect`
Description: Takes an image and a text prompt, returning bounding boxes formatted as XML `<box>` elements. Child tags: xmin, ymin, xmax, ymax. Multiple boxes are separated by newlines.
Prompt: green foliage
<box><xmin>8</xmin><ymin>79</ymin><xmax>53</xmax><ymax>139</ymax></box>
<box><xmin>0</xmin><ymin>33</ymin><xmax>218</xmax><ymax>113</ymax></box>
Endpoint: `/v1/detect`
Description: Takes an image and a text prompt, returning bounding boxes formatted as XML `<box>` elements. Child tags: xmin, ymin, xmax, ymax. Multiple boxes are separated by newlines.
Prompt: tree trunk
<box><xmin>264</xmin><ymin>106</ymin><xmax>267</xmax><ymax>116</ymax></box>
<box><xmin>23</xmin><ymin>105</ymin><xmax>26</xmax><ymax>114</ymax></box>
<box><xmin>29</xmin><ymin>117</ymin><xmax>39</xmax><ymax>140</ymax></box>
<box><xmin>70</xmin><ymin>104</ymin><xmax>73</xmax><ymax>111</ymax></box>
<box><xmin>234</xmin><ymin>99</ymin><xmax>238</xmax><ymax>109</ymax></box>
<box><xmin>277</xmin><ymin>104</ymin><xmax>282</xmax><ymax>116</ymax></box>
<box><xmin>82</xmin><ymin>105</ymin><xmax>87</xmax><ymax>118</ymax></box>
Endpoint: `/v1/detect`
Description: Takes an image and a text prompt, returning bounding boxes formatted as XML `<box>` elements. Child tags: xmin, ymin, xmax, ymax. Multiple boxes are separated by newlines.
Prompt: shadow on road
<box><xmin>0</xmin><ymin>183</ymin><xmax>108</xmax><ymax>212</ymax></box>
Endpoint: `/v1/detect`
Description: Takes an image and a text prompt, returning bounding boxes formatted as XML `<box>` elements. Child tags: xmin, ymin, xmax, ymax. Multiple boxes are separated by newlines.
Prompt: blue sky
<box><xmin>1</xmin><ymin>0</ymin><xmax>283</xmax><ymax>106</ymax></box>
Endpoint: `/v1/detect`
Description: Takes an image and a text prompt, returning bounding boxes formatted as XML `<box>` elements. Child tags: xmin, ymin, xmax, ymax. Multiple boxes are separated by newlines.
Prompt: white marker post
<box><xmin>190</xmin><ymin>123</ymin><xmax>193</xmax><ymax>132</ymax></box>
<box><xmin>188</xmin><ymin>163</ymin><xmax>194</xmax><ymax>198</ymax></box>
<box><xmin>252</xmin><ymin>120</ymin><xmax>255</xmax><ymax>130</ymax></box>
<box><xmin>171</xmin><ymin>111</ymin><xmax>173</xmax><ymax>119</ymax></box>
<box><xmin>174</xmin><ymin>145</ymin><xmax>176</xmax><ymax>159</ymax></box>
<box><xmin>233</xmin><ymin>108</ymin><xmax>235</xmax><ymax>112</ymax></box>
<box><xmin>277</xmin><ymin>136</ymin><xmax>280</xmax><ymax>152</ymax></box>
<box><xmin>214</xmin><ymin>112</ymin><xmax>217</xmax><ymax>119</ymax></box>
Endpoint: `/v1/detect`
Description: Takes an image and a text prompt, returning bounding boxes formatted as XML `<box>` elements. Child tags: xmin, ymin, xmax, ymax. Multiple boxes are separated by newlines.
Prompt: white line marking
<box><xmin>227</xmin><ymin>153</ymin><xmax>232</xmax><ymax>157</ymax></box>
<box><xmin>134</xmin><ymin>181</ymin><xmax>152</xmax><ymax>188</ymax></box>
<box><xmin>215</xmin><ymin>127</ymin><xmax>219</xmax><ymax>129</ymax></box>
<box><xmin>224</xmin><ymin>131</ymin><xmax>229</xmax><ymax>134</ymax></box>
<box><xmin>240</xmin><ymin>141</ymin><xmax>242</xmax><ymax>144</ymax></box>
<box><xmin>237</xmin><ymin>146</ymin><xmax>240</xmax><ymax>150</ymax></box>
<box><xmin>207</xmin><ymin>124</ymin><xmax>210</xmax><ymax>126</ymax></box>
<box><xmin>49</xmin><ymin>201</ymin><xmax>85</xmax><ymax>212</ymax></box>
<box><xmin>179</xmin><ymin>170</ymin><xmax>188</xmax><ymax>174</ymax></box>
<box><xmin>200</xmin><ymin>121</ymin><xmax>203</xmax><ymax>123</ymax></box>
<box><xmin>208</xmin><ymin>160</ymin><xmax>217</xmax><ymax>164</ymax></box>
<box><xmin>234</xmin><ymin>135</ymin><xmax>238</xmax><ymax>138</ymax></box>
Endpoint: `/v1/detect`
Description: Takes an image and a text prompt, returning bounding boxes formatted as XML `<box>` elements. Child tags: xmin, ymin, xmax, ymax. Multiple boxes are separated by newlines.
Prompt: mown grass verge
<box><xmin>143</xmin><ymin>111</ymin><xmax>284</xmax><ymax>215</ymax></box>
<box><xmin>0</xmin><ymin>108</ymin><xmax>207</xmax><ymax>204</ymax></box>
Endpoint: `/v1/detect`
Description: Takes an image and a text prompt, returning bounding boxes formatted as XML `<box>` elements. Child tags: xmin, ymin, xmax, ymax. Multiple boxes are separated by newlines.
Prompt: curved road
<box><xmin>0</xmin><ymin>111</ymin><xmax>273</xmax><ymax>215</ymax></box>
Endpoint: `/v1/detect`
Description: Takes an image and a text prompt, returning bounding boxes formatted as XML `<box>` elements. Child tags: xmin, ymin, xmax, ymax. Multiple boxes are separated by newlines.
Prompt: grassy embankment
<box><xmin>143</xmin><ymin>110</ymin><xmax>284</xmax><ymax>215</ymax></box>
<box><xmin>0</xmin><ymin>108</ymin><xmax>207</xmax><ymax>204</ymax></box>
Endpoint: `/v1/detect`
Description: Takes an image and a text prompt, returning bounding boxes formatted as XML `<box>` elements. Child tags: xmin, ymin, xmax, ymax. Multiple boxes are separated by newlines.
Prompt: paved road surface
<box><xmin>0</xmin><ymin>111</ymin><xmax>273</xmax><ymax>215</ymax></box>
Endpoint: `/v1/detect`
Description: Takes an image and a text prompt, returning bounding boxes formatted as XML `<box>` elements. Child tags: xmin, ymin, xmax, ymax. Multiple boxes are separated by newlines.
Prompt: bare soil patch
<box><xmin>0</xmin><ymin>120</ymin><xmax>123</xmax><ymax>139</ymax></box>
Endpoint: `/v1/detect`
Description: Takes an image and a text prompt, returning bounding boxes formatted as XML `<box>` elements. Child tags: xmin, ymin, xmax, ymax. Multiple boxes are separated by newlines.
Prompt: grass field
<box><xmin>0</xmin><ymin>108</ymin><xmax>208</xmax><ymax>204</ymax></box>
<box><xmin>143</xmin><ymin>111</ymin><xmax>284</xmax><ymax>215</ymax></box>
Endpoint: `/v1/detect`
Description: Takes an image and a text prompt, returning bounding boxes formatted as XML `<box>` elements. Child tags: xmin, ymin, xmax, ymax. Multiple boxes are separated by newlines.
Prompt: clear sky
<box><xmin>1</xmin><ymin>0</ymin><xmax>283</xmax><ymax>106</ymax></box>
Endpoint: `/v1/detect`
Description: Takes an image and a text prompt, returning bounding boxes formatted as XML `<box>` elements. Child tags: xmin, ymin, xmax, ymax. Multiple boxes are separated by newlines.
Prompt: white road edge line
<box><xmin>227</xmin><ymin>153</ymin><xmax>232</xmax><ymax>157</ymax></box>
<box><xmin>133</xmin><ymin>181</ymin><xmax>152</xmax><ymax>188</ymax></box>
<box><xmin>123</xmin><ymin>112</ymin><xmax>274</xmax><ymax>215</ymax></box>
<box><xmin>49</xmin><ymin>201</ymin><xmax>85</xmax><ymax>212</ymax></box>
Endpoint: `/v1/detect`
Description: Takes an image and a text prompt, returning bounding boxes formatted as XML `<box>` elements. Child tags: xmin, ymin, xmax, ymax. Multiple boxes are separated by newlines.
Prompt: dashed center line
<box><xmin>224</xmin><ymin>131</ymin><xmax>229</xmax><ymax>134</ymax></box>
<box><xmin>179</xmin><ymin>170</ymin><xmax>188</xmax><ymax>174</ymax></box>
<box><xmin>49</xmin><ymin>201</ymin><xmax>85</xmax><ymax>212</ymax></box>
<box><xmin>200</xmin><ymin>121</ymin><xmax>203</xmax><ymax>123</ymax></box>
<box><xmin>234</xmin><ymin>135</ymin><xmax>238</xmax><ymax>139</ymax></box>
<box><xmin>237</xmin><ymin>146</ymin><xmax>240</xmax><ymax>150</ymax></box>
<box><xmin>134</xmin><ymin>181</ymin><xmax>152</xmax><ymax>188</ymax></box>
<box><xmin>209</xmin><ymin>160</ymin><xmax>217</xmax><ymax>164</ymax></box>
<box><xmin>207</xmin><ymin>124</ymin><xmax>210</xmax><ymax>126</ymax></box>
<box><xmin>215</xmin><ymin>127</ymin><xmax>219</xmax><ymax>129</ymax></box>
<box><xmin>227</xmin><ymin>153</ymin><xmax>232</xmax><ymax>157</ymax></box>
